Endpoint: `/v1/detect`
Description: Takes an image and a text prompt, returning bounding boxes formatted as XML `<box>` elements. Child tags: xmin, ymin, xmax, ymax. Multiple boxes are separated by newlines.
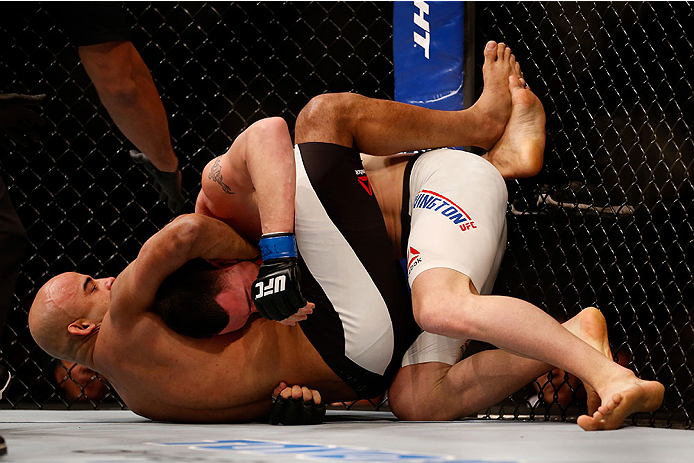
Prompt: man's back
<box><xmin>94</xmin><ymin>311</ymin><xmax>353</xmax><ymax>422</ymax></box>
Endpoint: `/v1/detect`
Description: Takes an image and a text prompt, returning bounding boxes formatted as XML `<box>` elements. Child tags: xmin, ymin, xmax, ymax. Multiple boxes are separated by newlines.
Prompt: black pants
<box><xmin>0</xmin><ymin>173</ymin><xmax>27</xmax><ymax>346</ymax></box>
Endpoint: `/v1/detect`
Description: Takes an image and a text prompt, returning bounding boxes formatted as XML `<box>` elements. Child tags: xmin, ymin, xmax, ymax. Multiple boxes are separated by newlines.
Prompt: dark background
<box><xmin>0</xmin><ymin>2</ymin><xmax>691</xmax><ymax>428</ymax></box>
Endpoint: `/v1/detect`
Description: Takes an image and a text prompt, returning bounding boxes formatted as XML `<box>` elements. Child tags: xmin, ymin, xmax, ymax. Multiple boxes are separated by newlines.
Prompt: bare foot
<box><xmin>563</xmin><ymin>307</ymin><xmax>613</xmax><ymax>415</ymax></box>
<box><xmin>483</xmin><ymin>74</ymin><xmax>546</xmax><ymax>179</ymax></box>
<box><xmin>577</xmin><ymin>378</ymin><xmax>664</xmax><ymax>431</ymax></box>
<box><xmin>469</xmin><ymin>41</ymin><xmax>521</xmax><ymax>150</ymax></box>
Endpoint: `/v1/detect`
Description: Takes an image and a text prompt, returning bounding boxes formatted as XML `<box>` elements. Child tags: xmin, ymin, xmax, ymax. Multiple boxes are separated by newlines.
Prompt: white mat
<box><xmin>1</xmin><ymin>410</ymin><xmax>692</xmax><ymax>462</ymax></box>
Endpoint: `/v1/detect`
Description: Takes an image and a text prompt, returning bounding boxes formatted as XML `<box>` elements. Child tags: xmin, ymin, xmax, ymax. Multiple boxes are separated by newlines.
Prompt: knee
<box><xmin>390</xmin><ymin>398</ymin><xmax>435</xmax><ymax>421</ymax></box>
<box><xmin>390</xmin><ymin>394</ymin><xmax>451</xmax><ymax>421</ymax></box>
<box><xmin>295</xmin><ymin>92</ymin><xmax>360</xmax><ymax>138</ymax></box>
<box><xmin>389</xmin><ymin>365</ymin><xmax>455</xmax><ymax>421</ymax></box>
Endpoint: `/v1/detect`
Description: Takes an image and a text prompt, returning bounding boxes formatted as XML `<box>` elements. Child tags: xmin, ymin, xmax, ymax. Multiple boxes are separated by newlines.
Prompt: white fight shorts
<box><xmin>401</xmin><ymin>148</ymin><xmax>508</xmax><ymax>367</ymax></box>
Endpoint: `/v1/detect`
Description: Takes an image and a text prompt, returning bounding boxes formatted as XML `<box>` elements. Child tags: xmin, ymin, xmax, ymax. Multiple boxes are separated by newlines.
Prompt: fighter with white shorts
<box><xmin>399</xmin><ymin>148</ymin><xmax>508</xmax><ymax>368</ymax></box>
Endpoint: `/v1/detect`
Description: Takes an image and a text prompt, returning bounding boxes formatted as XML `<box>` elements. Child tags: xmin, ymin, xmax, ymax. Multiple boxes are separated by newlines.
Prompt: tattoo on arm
<box><xmin>208</xmin><ymin>158</ymin><xmax>234</xmax><ymax>194</ymax></box>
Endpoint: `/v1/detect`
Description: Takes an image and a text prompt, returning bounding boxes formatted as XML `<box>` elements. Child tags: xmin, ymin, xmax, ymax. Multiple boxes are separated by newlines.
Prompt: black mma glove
<box><xmin>270</xmin><ymin>395</ymin><xmax>326</xmax><ymax>425</ymax></box>
<box><xmin>252</xmin><ymin>232</ymin><xmax>306</xmax><ymax>321</ymax></box>
<box><xmin>0</xmin><ymin>93</ymin><xmax>46</xmax><ymax>150</ymax></box>
<box><xmin>129</xmin><ymin>149</ymin><xmax>185</xmax><ymax>213</ymax></box>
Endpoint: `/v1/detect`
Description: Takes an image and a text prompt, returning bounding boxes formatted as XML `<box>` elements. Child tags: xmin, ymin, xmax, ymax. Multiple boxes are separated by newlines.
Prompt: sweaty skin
<box><xmin>257</xmin><ymin>67</ymin><xmax>662</xmax><ymax>430</ymax></box>
<box><xmin>29</xmin><ymin>215</ymin><xmax>356</xmax><ymax>423</ymax></box>
<box><xmin>30</xmin><ymin>41</ymin><xmax>663</xmax><ymax>428</ymax></box>
<box><xmin>214</xmin><ymin>260</ymin><xmax>259</xmax><ymax>334</ymax></box>
<box><xmin>95</xmin><ymin>305</ymin><xmax>353</xmax><ymax>422</ymax></box>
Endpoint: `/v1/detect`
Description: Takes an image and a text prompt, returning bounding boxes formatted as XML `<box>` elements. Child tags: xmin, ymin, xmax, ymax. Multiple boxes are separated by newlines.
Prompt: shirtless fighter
<box><xmin>28</xmin><ymin>42</ymin><xmax>663</xmax><ymax>429</ymax></box>
<box><xmin>190</xmin><ymin>42</ymin><xmax>663</xmax><ymax>430</ymax></box>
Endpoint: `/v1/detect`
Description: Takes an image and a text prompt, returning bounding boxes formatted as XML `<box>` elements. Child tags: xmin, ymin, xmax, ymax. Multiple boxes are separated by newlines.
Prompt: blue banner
<box><xmin>393</xmin><ymin>1</ymin><xmax>465</xmax><ymax>110</ymax></box>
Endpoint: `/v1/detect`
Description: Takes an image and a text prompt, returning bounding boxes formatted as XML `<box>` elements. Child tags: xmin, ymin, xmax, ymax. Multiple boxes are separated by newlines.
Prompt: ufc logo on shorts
<box><xmin>254</xmin><ymin>275</ymin><xmax>286</xmax><ymax>298</ymax></box>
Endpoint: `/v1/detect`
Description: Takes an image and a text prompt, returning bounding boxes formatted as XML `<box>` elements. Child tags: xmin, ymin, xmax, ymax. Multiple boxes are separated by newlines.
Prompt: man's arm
<box><xmin>198</xmin><ymin>117</ymin><xmax>296</xmax><ymax>239</ymax></box>
<box><xmin>79</xmin><ymin>41</ymin><xmax>186</xmax><ymax>213</ymax></box>
<box><xmin>199</xmin><ymin>117</ymin><xmax>309</xmax><ymax>323</ymax></box>
<box><xmin>109</xmin><ymin>214</ymin><xmax>258</xmax><ymax>324</ymax></box>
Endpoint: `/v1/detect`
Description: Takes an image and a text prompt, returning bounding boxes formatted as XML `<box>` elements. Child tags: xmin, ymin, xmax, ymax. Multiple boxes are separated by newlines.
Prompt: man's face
<box><xmin>54</xmin><ymin>360</ymin><xmax>110</xmax><ymax>402</ymax></box>
<box><xmin>45</xmin><ymin>272</ymin><xmax>116</xmax><ymax>319</ymax></box>
<box><xmin>29</xmin><ymin>272</ymin><xmax>116</xmax><ymax>356</ymax></box>
<box><xmin>215</xmin><ymin>260</ymin><xmax>260</xmax><ymax>334</ymax></box>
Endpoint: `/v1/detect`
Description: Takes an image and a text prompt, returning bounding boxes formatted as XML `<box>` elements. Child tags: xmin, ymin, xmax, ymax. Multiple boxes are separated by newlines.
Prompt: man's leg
<box><xmin>79</xmin><ymin>41</ymin><xmax>179</xmax><ymax>173</ymax></box>
<box><xmin>0</xmin><ymin>174</ymin><xmax>26</xmax><ymax>341</ymax></box>
<box><xmin>406</xmin><ymin>77</ymin><xmax>662</xmax><ymax>430</ymax></box>
<box><xmin>0</xmin><ymin>173</ymin><xmax>27</xmax><ymax>403</ymax></box>
<box><xmin>296</xmin><ymin>41</ymin><xmax>522</xmax><ymax>156</ymax></box>
<box><xmin>389</xmin><ymin>308</ymin><xmax>609</xmax><ymax>420</ymax></box>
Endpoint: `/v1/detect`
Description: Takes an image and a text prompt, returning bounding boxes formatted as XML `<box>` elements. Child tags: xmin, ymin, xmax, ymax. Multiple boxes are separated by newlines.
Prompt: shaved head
<box><xmin>29</xmin><ymin>272</ymin><xmax>109</xmax><ymax>362</ymax></box>
<box><xmin>29</xmin><ymin>275</ymin><xmax>74</xmax><ymax>359</ymax></box>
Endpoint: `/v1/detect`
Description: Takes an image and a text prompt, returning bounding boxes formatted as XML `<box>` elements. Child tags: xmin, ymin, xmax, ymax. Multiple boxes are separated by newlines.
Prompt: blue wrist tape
<box><xmin>259</xmin><ymin>233</ymin><xmax>297</xmax><ymax>261</ymax></box>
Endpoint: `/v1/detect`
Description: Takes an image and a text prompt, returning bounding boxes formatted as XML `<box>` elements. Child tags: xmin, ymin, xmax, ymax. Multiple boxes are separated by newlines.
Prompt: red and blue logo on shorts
<box><xmin>407</xmin><ymin>246</ymin><xmax>422</xmax><ymax>276</ymax></box>
<box><xmin>412</xmin><ymin>189</ymin><xmax>477</xmax><ymax>232</ymax></box>
<box><xmin>355</xmin><ymin>169</ymin><xmax>373</xmax><ymax>196</ymax></box>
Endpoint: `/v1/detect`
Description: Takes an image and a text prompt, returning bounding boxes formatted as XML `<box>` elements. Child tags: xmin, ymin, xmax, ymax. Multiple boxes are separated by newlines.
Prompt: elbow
<box><xmin>243</xmin><ymin>117</ymin><xmax>293</xmax><ymax>159</ymax></box>
<box><xmin>167</xmin><ymin>214</ymin><xmax>205</xmax><ymax>253</ymax></box>
<box><xmin>249</xmin><ymin>117</ymin><xmax>289</xmax><ymax>141</ymax></box>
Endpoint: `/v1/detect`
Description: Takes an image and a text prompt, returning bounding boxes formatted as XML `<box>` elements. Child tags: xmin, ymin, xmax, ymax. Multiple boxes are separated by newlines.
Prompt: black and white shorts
<box><xmin>294</xmin><ymin>142</ymin><xmax>419</xmax><ymax>398</ymax></box>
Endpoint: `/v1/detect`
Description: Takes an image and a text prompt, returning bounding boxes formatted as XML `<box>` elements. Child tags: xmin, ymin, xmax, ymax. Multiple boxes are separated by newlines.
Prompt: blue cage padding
<box><xmin>393</xmin><ymin>1</ymin><xmax>465</xmax><ymax>110</ymax></box>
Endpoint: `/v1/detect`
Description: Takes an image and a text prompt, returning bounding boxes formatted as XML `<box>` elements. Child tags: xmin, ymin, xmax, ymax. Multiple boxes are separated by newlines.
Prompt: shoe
<box><xmin>0</xmin><ymin>364</ymin><xmax>10</xmax><ymax>400</ymax></box>
<box><xmin>0</xmin><ymin>435</ymin><xmax>6</xmax><ymax>456</ymax></box>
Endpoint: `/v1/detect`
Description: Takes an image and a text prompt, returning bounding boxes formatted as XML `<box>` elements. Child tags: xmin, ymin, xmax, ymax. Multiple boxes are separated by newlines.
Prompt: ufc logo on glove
<box><xmin>254</xmin><ymin>275</ymin><xmax>287</xmax><ymax>297</ymax></box>
<box><xmin>252</xmin><ymin>233</ymin><xmax>307</xmax><ymax>321</ymax></box>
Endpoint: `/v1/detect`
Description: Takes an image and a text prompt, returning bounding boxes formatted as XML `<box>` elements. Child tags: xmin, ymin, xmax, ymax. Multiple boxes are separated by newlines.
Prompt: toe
<box><xmin>578</xmin><ymin>414</ymin><xmax>597</xmax><ymax>431</ymax></box>
<box><xmin>578</xmin><ymin>414</ymin><xmax>606</xmax><ymax>431</ymax></box>
<box><xmin>497</xmin><ymin>42</ymin><xmax>506</xmax><ymax>60</ymax></box>
<box><xmin>484</xmin><ymin>40</ymin><xmax>498</xmax><ymax>63</ymax></box>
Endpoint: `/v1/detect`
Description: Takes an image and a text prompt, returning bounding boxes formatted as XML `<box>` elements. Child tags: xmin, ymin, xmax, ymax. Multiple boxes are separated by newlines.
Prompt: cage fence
<box><xmin>0</xmin><ymin>2</ymin><xmax>691</xmax><ymax>429</ymax></box>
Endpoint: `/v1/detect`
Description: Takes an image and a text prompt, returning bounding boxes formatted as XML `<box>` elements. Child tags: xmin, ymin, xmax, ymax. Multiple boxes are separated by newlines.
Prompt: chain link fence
<box><xmin>474</xmin><ymin>2</ymin><xmax>692</xmax><ymax>428</ymax></box>
<box><xmin>1</xmin><ymin>2</ymin><xmax>691</xmax><ymax>428</ymax></box>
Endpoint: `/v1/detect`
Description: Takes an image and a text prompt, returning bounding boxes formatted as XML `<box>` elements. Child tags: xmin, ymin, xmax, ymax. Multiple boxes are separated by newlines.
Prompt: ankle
<box><xmin>466</xmin><ymin>106</ymin><xmax>505</xmax><ymax>150</ymax></box>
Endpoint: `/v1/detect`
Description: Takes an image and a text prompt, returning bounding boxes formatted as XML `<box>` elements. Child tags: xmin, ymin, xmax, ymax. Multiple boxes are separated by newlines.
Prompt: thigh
<box><xmin>405</xmin><ymin>149</ymin><xmax>507</xmax><ymax>295</ymax></box>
